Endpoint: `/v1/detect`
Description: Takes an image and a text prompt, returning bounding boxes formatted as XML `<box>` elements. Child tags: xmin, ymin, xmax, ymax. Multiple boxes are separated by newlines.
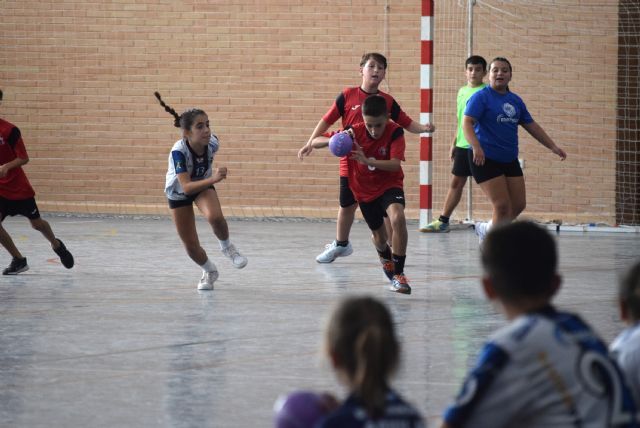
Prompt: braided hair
<box><xmin>154</xmin><ymin>92</ymin><xmax>205</xmax><ymax>131</ymax></box>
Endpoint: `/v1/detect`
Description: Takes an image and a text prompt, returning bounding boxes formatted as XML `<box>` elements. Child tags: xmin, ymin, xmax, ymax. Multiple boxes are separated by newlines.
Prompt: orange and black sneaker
<box><xmin>390</xmin><ymin>273</ymin><xmax>411</xmax><ymax>295</ymax></box>
<box><xmin>380</xmin><ymin>258</ymin><xmax>394</xmax><ymax>281</ymax></box>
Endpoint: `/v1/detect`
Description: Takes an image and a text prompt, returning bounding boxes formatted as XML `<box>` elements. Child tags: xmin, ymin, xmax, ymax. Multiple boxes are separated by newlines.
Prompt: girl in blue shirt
<box><xmin>462</xmin><ymin>57</ymin><xmax>566</xmax><ymax>240</ymax></box>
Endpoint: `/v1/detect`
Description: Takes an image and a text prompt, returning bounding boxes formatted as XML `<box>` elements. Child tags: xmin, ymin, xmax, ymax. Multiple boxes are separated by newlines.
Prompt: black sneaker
<box><xmin>54</xmin><ymin>239</ymin><xmax>74</xmax><ymax>269</ymax></box>
<box><xmin>3</xmin><ymin>257</ymin><xmax>29</xmax><ymax>275</ymax></box>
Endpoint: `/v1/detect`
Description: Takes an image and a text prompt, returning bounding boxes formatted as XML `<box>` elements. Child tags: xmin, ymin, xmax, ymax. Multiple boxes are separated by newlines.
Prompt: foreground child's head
<box><xmin>619</xmin><ymin>259</ymin><xmax>640</xmax><ymax>324</ymax></box>
<box><xmin>325</xmin><ymin>296</ymin><xmax>399</xmax><ymax>417</ymax></box>
<box><xmin>154</xmin><ymin>92</ymin><xmax>210</xmax><ymax>145</ymax></box>
<box><xmin>465</xmin><ymin>55</ymin><xmax>487</xmax><ymax>87</ymax></box>
<box><xmin>362</xmin><ymin>95</ymin><xmax>389</xmax><ymax>139</ymax></box>
<box><xmin>481</xmin><ymin>221</ymin><xmax>560</xmax><ymax>310</ymax></box>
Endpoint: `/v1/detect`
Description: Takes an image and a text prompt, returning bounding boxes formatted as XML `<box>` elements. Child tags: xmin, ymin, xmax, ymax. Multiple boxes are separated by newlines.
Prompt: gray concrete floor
<box><xmin>1</xmin><ymin>215</ymin><xmax>638</xmax><ymax>427</ymax></box>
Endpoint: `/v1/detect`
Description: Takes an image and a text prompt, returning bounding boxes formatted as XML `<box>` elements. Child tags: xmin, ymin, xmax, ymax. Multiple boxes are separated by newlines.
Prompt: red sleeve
<box><xmin>12</xmin><ymin>135</ymin><xmax>29</xmax><ymax>160</ymax></box>
<box><xmin>389</xmin><ymin>99</ymin><xmax>413</xmax><ymax>129</ymax></box>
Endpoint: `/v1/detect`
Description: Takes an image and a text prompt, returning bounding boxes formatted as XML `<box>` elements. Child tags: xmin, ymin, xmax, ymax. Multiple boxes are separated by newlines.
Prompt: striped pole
<box><xmin>419</xmin><ymin>0</ymin><xmax>434</xmax><ymax>230</ymax></box>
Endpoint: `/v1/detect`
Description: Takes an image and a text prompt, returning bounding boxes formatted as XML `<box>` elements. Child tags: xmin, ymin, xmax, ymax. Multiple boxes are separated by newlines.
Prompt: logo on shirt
<box><xmin>351</xmin><ymin>105</ymin><xmax>360</xmax><ymax>111</ymax></box>
<box><xmin>378</xmin><ymin>147</ymin><xmax>388</xmax><ymax>157</ymax></box>
<box><xmin>497</xmin><ymin>103</ymin><xmax>519</xmax><ymax>124</ymax></box>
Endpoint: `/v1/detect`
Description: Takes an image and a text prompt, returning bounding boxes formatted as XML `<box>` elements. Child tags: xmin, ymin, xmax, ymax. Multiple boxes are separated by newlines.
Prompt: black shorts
<box><xmin>451</xmin><ymin>147</ymin><xmax>472</xmax><ymax>177</ymax></box>
<box><xmin>0</xmin><ymin>197</ymin><xmax>41</xmax><ymax>221</ymax></box>
<box><xmin>339</xmin><ymin>176</ymin><xmax>357</xmax><ymax>207</ymax></box>
<box><xmin>168</xmin><ymin>186</ymin><xmax>215</xmax><ymax>209</ymax></box>
<box><xmin>468</xmin><ymin>151</ymin><xmax>523</xmax><ymax>184</ymax></box>
<box><xmin>358</xmin><ymin>188</ymin><xmax>405</xmax><ymax>231</ymax></box>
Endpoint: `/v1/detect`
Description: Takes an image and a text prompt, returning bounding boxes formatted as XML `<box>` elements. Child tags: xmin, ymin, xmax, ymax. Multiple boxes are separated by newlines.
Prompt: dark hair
<box><xmin>154</xmin><ymin>92</ymin><xmax>206</xmax><ymax>130</ymax></box>
<box><xmin>619</xmin><ymin>260</ymin><xmax>640</xmax><ymax>321</ymax></box>
<box><xmin>490</xmin><ymin>56</ymin><xmax>512</xmax><ymax>73</ymax></box>
<box><xmin>326</xmin><ymin>296</ymin><xmax>399</xmax><ymax>418</ymax></box>
<box><xmin>362</xmin><ymin>95</ymin><xmax>388</xmax><ymax>118</ymax></box>
<box><xmin>360</xmin><ymin>52</ymin><xmax>387</xmax><ymax>69</ymax></box>
<box><xmin>481</xmin><ymin>221</ymin><xmax>558</xmax><ymax>302</ymax></box>
<box><xmin>465</xmin><ymin>55</ymin><xmax>487</xmax><ymax>71</ymax></box>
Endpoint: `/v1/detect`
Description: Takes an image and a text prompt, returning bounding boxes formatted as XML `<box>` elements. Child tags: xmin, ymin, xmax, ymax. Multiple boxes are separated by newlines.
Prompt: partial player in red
<box><xmin>155</xmin><ymin>92</ymin><xmax>247</xmax><ymax>291</ymax></box>
<box><xmin>298</xmin><ymin>52</ymin><xmax>434</xmax><ymax>264</ymax></box>
<box><xmin>311</xmin><ymin>95</ymin><xmax>412</xmax><ymax>294</ymax></box>
<box><xmin>0</xmin><ymin>89</ymin><xmax>74</xmax><ymax>274</ymax></box>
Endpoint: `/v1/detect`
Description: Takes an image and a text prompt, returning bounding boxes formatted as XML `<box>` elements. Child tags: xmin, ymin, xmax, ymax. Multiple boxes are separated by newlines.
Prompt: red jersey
<box><xmin>346</xmin><ymin>121</ymin><xmax>405</xmax><ymax>203</ymax></box>
<box><xmin>322</xmin><ymin>87</ymin><xmax>412</xmax><ymax>176</ymax></box>
<box><xmin>0</xmin><ymin>118</ymin><xmax>35</xmax><ymax>200</ymax></box>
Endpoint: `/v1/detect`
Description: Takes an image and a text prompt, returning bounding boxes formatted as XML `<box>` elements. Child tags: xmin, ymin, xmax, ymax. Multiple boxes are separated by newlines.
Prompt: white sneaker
<box><xmin>315</xmin><ymin>240</ymin><xmax>353</xmax><ymax>263</ymax></box>
<box><xmin>197</xmin><ymin>270</ymin><xmax>218</xmax><ymax>290</ymax></box>
<box><xmin>221</xmin><ymin>244</ymin><xmax>248</xmax><ymax>269</ymax></box>
<box><xmin>474</xmin><ymin>221</ymin><xmax>489</xmax><ymax>244</ymax></box>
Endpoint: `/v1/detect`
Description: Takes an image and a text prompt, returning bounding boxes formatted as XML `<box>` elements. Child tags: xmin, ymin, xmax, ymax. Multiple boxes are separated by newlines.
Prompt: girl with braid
<box><xmin>318</xmin><ymin>296</ymin><xmax>425</xmax><ymax>427</ymax></box>
<box><xmin>155</xmin><ymin>92</ymin><xmax>247</xmax><ymax>290</ymax></box>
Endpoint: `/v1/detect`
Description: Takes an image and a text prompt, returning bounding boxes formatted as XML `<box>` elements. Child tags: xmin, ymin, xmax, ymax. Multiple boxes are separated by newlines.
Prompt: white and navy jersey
<box><xmin>317</xmin><ymin>389</ymin><xmax>425</xmax><ymax>428</ymax></box>
<box><xmin>443</xmin><ymin>306</ymin><xmax>639</xmax><ymax>428</ymax></box>
<box><xmin>611</xmin><ymin>323</ymin><xmax>640</xmax><ymax>403</ymax></box>
<box><xmin>165</xmin><ymin>135</ymin><xmax>219</xmax><ymax>201</ymax></box>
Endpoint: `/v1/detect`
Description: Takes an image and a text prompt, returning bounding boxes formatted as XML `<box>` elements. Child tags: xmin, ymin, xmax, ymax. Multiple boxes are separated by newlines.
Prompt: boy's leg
<box><xmin>316</xmin><ymin>177</ymin><xmax>355</xmax><ymax>263</ymax></box>
<box><xmin>29</xmin><ymin>217</ymin><xmax>74</xmax><ymax>268</ymax></box>
<box><xmin>384</xmin><ymin>191</ymin><xmax>411</xmax><ymax>295</ymax></box>
<box><xmin>196</xmin><ymin>188</ymin><xmax>247</xmax><ymax>269</ymax></box>
<box><xmin>0</xmin><ymin>222</ymin><xmax>23</xmax><ymax>259</ymax></box>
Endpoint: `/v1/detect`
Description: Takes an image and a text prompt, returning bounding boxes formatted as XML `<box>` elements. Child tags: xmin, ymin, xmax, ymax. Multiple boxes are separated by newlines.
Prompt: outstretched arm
<box><xmin>298</xmin><ymin>119</ymin><xmax>332</xmax><ymax>160</ymax></box>
<box><xmin>522</xmin><ymin>121</ymin><xmax>567</xmax><ymax>160</ymax></box>
<box><xmin>404</xmin><ymin>120</ymin><xmax>435</xmax><ymax>135</ymax></box>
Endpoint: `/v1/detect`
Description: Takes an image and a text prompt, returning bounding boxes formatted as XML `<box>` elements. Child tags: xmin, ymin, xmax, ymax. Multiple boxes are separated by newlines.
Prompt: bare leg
<box><xmin>195</xmin><ymin>188</ymin><xmax>229</xmax><ymax>241</ymax></box>
<box><xmin>442</xmin><ymin>175</ymin><xmax>468</xmax><ymax>217</ymax></box>
<box><xmin>171</xmin><ymin>205</ymin><xmax>208</xmax><ymax>265</ymax></box>
<box><xmin>29</xmin><ymin>217</ymin><xmax>61</xmax><ymax>250</ymax></box>
<box><xmin>0</xmin><ymin>222</ymin><xmax>23</xmax><ymax>259</ymax></box>
<box><xmin>336</xmin><ymin>203</ymin><xmax>357</xmax><ymax>242</ymax></box>
<box><xmin>478</xmin><ymin>175</ymin><xmax>515</xmax><ymax>225</ymax></box>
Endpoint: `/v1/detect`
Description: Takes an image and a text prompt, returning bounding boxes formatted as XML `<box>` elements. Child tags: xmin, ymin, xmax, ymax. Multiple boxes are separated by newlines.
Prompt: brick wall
<box><xmin>0</xmin><ymin>1</ymin><xmax>621</xmax><ymax>224</ymax></box>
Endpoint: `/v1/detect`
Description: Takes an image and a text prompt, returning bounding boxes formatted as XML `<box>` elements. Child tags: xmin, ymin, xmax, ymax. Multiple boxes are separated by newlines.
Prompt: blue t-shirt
<box><xmin>464</xmin><ymin>86</ymin><xmax>533</xmax><ymax>163</ymax></box>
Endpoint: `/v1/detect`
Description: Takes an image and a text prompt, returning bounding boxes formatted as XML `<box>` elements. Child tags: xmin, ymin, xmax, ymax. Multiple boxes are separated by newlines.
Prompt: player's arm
<box><xmin>309</xmin><ymin>134</ymin><xmax>330</xmax><ymax>149</ymax></box>
<box><xmin>350</xmin><ymin>142</ymin><xmax>401</xmax><ymax>171</ymax></box>
<box><xmin>521</xmin><ymin>121</ymin><xmax>567</xmax><ymax>160</ymax></box>
<box><xmin>450</xmin><ymin>135</ymin><xmax>458</xmax><ymax>161</ymax></box>
<box><xmin>298</xmin><ymin>119</ymin><xmax>333</xmax><ymax>160</ymax></box>
<box><xmin>176</xmin><ymin>168</ymin><xmax>227</xmax><ymax>195</ymax></box>
<box><xmin>0</xmin><ymin>156</ymin><xmax>28</xmax><ymax>178</ymax></box>
<box><xmin>404</xmin><ymin>120</ymin><xmax>435</xmax><ymax>135</ymax></box>
<box><xmin>462</xmin><ymin>115</ymin><xmax>484</xmax><ymax>166</ymax></box>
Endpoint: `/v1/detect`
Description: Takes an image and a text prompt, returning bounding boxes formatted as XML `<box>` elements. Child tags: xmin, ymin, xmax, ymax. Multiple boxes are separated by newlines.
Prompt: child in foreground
<box><xmin>441</xmin><ymin>221</ymin><xmax>638</xmax><ymax>428</ymax></box>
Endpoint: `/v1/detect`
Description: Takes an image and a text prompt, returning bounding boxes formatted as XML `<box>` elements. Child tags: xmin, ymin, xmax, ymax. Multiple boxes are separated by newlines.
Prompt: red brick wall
<box><xmin>0</xmin><ymin>1</ymin><xmax>621</xmax><ymax>224</ymax></box>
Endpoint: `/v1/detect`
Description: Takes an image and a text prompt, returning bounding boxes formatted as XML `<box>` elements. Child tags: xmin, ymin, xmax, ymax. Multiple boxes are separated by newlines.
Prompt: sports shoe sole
<box><xmin>315</xmin><ymin>247</ymin><xmax>353</xmax><ymax>264</ymax></box>
<box><xmin>3</xmin><ymin>265</ymin><xmax>29</xmax><ymax>275</ymax></box>
<box><xmin>388</xmin><ymin>284</ymin><xmax>412</xmax><ymax>295</ymax></box>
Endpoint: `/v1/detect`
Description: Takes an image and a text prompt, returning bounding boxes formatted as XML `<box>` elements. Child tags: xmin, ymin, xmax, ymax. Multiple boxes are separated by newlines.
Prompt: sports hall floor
<box><xmin>1</xmin><ymin>214</ymin><xmax>638</xmax><ymax>427</ymax></box>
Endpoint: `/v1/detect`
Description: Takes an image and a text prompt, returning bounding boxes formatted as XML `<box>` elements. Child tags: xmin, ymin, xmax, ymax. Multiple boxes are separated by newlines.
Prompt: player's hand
<box><xmin>449</xmin><ymin>145</ymin><xmax>456</xmax><ymax>162</ymax></box>
<box><xmin>297</xmin><ymin>143</ymin><xmax>313</xmax><ymax>160</ymax></box>
<box><xmin>423</xmin><ymin>123</ymin><xmax>435</xmax><ymax>133</ymax></box>
<box><xmin>213</xmin><ymin>167</ymin><xmax>227</xmax><ymax>182</ymax></box>
<box><xmin>472</xmin><ymin>147</ymin><xmax>485</xmax><ymax>166</ymax></box>
<box><xmin>0</xmin><ymin>165</ymin><xmax>7</xmax><ymax>178</ymax></box>
<box><xmin>349</xmin><ymin>141</ymin><xmax>367</xmax><ymax>164</ymax></box>
<box><xmin>553</xmin><ymin>146</ymin><xmax>567</xmax><ymax>161</ymax></box>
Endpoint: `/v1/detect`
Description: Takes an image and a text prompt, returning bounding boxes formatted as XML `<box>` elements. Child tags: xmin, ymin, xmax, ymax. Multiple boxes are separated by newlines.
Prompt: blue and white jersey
<box><xmin>165</xmin><ymin>135</ymin><xmax>219</xmax><ymax>201</ymax></box>
<box><xmin>317</xmin><ymin>389</ymin><xmax>425</xmax><ymax>428</ymax></box>
<box><xmin>464</xmin><ymin>86</ymin><xmax>533</xmax><ymax>163</ymax></box>
<box><xmin>443</xmin><ymin>306</ymin><xmax>639</xmax><ymax>428</ymax></box>
<box><xmin>611</xmin><ymin>323</ymin><xmax>640</xmax><ymax>403</ymax></box>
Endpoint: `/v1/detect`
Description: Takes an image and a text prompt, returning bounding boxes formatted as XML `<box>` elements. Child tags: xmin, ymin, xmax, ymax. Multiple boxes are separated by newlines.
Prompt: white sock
<box><xmin>219</xmin><ymin>239</ymin><xmax>230</xmax><ymax>250</ymax></box>
<box><xmin>200</xmin><ymin>259</ymin><xmax>217</xmax><ymax>272</ymax></box>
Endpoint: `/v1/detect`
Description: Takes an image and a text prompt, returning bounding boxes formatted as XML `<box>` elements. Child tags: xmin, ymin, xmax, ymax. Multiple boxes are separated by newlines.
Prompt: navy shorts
<box><xmin>468</xmin><ymin>151</ymin><xmax>523</xmax><ymax>184</ymax></box>
<box><xmin>0</xmin><ymin>197</ymin><xmax>41</xmax><ymax>221</ymax></box>
<box><xmin>168</xmin><ymin>186</ymin><xmax>215</xmax><ymax>209</ymax></box>
<box><xmin>358</xmin><ymin>188</ymin><xmax>405</xmax><ymax>231</ymax></box>
<box><xmin>451</xmin><ymin>147</ymin><xmax>472</xmax><ymax>177</ymax></box>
